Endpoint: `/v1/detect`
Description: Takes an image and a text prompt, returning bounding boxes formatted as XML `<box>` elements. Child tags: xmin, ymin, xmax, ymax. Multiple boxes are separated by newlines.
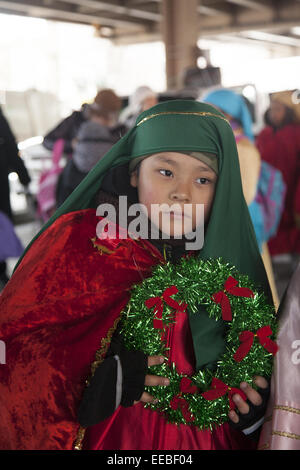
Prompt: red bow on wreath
<box><xmin>233</xmin><ymin>325</ymin><xmax>278</xmax><ymax>362</ymax></box>
<box><xmin>170</xmin><ymin>377</ymin><xmax>198</xmax><ymax>422</ymax></box>
<box><xmin>211</xmin><ymin>276</ymin><xmax>254</xmax><ymax>322</ymax></box>
<box><xmin>145</xmin><ymin>286</ymin><xmax>187</xmax><ymax>329</ymax></box>
<box><xmin>201</xmin><ymin>377</ymin><xmax>247</xmax><ymax>410</ymax></box>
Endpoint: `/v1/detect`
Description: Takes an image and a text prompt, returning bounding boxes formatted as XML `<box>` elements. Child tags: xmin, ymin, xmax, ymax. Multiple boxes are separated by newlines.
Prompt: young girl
<box><xmin>0</xmin><ymin>100</ymin><xmax>271</xmax><ymax>450</ymax></box>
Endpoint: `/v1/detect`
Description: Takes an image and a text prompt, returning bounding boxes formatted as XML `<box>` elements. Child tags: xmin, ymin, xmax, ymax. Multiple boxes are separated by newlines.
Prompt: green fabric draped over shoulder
<box><xmin>16</xmin><ymin>100</ymin><xmax>271</xmax><ymax>371</ymax></box>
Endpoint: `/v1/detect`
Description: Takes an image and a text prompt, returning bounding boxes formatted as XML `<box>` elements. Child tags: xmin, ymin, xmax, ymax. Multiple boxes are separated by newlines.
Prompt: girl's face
<box><xmin>130</xmin><ymin>152</ymin><xmax>217</xmax><ymax>238</ymax></box>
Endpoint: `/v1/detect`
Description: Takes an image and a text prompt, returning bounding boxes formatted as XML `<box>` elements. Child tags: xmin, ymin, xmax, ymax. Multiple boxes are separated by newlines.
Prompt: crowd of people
<box><xmin>0</xmin><ymin>84</ymin><xmax>299</xmax><ymax>450</ymax></box>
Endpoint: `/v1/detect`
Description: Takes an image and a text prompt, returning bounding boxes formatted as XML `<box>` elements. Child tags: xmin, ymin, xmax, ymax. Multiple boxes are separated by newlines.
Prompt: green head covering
<box><xmin>17</xmin><ymin>100</ymin><xmax>271</xmax><ymax>370</ymax></box>
<box><xmin>128</xmin><ymin>151</ymin><xmax>218</xmax><ymax>174</ymax></box>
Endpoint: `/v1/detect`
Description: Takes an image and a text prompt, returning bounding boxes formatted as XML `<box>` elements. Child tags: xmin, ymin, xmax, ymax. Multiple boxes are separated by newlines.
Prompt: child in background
<box><xmin>0</xmin><ymin>100</ymin><xmax>271</xmax><ymax>450</ymax></box>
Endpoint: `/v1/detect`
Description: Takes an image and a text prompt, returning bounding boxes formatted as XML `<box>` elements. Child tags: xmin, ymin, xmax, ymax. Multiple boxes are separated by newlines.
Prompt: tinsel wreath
<box><xmin>120</xmin><ymin>256</ymin><xmax>278</xmax><ymax>430</ymax></box>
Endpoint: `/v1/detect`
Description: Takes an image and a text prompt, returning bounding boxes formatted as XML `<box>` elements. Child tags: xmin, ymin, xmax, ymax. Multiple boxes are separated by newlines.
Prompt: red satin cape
<box><xmin>0</xmin><ymin>209</ymin><xmax>162</xmax><ymax>449</ymax></box>
<box><xmin>0</xmin><ymin>209</ymin><xmax>256</xmax><ymax>450</ymax></box>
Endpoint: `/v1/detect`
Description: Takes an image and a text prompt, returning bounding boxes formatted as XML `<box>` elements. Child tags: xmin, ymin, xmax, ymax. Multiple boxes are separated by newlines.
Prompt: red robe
<box><xmin>0</xmin><ymin>209</ymin><xmax>255</xmax><ymax>450</ymax></box>
<box><xmin>256</xmin><ymin>124</ymin><xmax>300</xmax><ymax>255</ymax></box>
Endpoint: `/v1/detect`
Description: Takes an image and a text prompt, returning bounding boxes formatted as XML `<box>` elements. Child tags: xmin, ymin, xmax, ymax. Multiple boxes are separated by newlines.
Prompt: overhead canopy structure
<box><xmin>0</xmin><ymin>0</ymin><xmax>299</xmax><ymax>88</ymax></box>
<box><xmin>0</xmin><ymin>0</ymin><xmax>299</xmax><ymax>42</ymax></box>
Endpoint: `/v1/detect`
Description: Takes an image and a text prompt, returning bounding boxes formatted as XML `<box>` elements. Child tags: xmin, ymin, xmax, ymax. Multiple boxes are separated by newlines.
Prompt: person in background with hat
<box><xmin>56</xmin><ymin>89</ymin><xmax>125</xmax><ymax>207</ymax></box>
<box><xmin>256</xmin><ymin>90</ymin><xmax>300</xmax><ymax>292</ymax></box>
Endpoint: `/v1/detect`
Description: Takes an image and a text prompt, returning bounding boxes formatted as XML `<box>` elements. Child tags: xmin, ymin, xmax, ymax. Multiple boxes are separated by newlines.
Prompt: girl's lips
<box><xmin>163</xmin><ymin>211</ymin><xmax>191</xmax><ymax>220</ymax></box>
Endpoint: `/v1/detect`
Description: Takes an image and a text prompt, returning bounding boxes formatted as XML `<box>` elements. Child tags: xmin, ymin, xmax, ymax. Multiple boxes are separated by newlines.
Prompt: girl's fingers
<box><xmin>240</xmin><ymin>381</ymin><xmax>263</xmax><ymax>407</ymax></box>
<box><xmin>232</xmin><ymin>393</ymin><xmax>250</xmax><ymax>414</ymax></box>
<box><xmin>253</xmin><ymin>375</ymin><xmax>268</xmax><ymax>389</ymax></box>
<box><xmin>228</xmin><ymin>410</ymin><xmax>239</xmax><ymax>424</ymax></box>
<box><xmin>147</xmin><ymin>355</ymin><xmax>165</xmax><ymax>367</ymax></box>
<box><xmin>145</xmin><ymin>374</ymin><xmax>170</xmax><ymax>387</ymax></box>
<box><xmin>232</xmin><ymin>375</ymin><xmax>268</xmax><ymax>416</ymax></box>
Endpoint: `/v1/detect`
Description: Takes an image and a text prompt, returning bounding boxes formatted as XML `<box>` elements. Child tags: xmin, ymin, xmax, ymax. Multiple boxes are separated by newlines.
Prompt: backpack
<box><xmin>250</xmin><ymin>161</ymin><xmax>286</xmax><ymax>249</ymax></box>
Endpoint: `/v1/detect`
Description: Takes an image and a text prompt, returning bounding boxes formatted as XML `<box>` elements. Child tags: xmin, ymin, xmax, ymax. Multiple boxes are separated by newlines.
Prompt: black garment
<box><xmin>77</xmin><ymin>322</ymin><xmax>148</xmax><ymax>427</ymax></box>
<box><xmin>0</xmin><ymin>107</ymin><xmax>31</xmax><ymax>219</ymax></box>
<box><xmin>43</xmin><ymin>109</ymin><xmax>87</xmax><ymax>155</ymax></box>
<box><xmin>56</xmin><ymin>159</ymin><xmax>86</xmax><ymax>208</ymax></box>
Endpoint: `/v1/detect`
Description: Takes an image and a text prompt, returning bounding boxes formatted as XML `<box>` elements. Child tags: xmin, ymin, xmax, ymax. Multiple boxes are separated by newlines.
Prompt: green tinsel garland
<box><xmin>120</xmin><ymin>256</ymin><xmax>278</xmax><ymax>430</ymax></box>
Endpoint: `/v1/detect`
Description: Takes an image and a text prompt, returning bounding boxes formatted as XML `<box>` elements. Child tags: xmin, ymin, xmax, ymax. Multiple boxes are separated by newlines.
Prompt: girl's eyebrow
<box><xmin>155</xmin><ymin>156</ymin><xmax>215</xmax><ymax>173</ymax></box>
<box><xmin>155</xmin><ymin>156</ymin><xmax>177</xmax><ymax>166</ymax></box>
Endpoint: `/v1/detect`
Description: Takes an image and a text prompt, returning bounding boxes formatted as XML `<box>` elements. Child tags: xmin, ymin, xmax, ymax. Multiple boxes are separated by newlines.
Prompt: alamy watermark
<box><xmin>291</xmin><ymin>340</ymin><xmax>300</xmax><ymax>365</ymax></box>
<box><xmin>96</xmin><ymin>196</ymin><xmax>204</xmax><ymax>250</ymax></box>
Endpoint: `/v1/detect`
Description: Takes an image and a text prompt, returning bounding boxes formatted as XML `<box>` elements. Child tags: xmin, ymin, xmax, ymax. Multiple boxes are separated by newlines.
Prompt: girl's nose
<box><xmin>169</xmin><ymin>180</ymin><xmax>191</xmax><ymax>202</ymax></box>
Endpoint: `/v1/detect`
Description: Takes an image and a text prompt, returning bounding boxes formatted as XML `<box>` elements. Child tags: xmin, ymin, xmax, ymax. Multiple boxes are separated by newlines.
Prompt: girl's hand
<box><xmin>228</xmin><ymin>375</ymin><xmax>269</xmax><ymax>423</ymax></box>
<box><xmin>134</xmin><ymin>355</ymin><xmax>169</xmax><ymax>404</ymax></box>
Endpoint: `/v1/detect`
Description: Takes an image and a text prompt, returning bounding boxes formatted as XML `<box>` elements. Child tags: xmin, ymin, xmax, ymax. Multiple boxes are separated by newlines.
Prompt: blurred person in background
<box><xmin>56</xmin><ymin>89</ymin><xmax>124</xmax><ymax>207</ymax></box>
<box><xmin>0</xmin><ymin>106</ymin><xmax>31</xmax><ymax>286</ymax></box>
<box><xmin>256</xmin><ymin>90</ymin><xmax>300</xmax><ymax>295</ymax></box>
<box><xmin>202</xmin><ymin>88</ymin><xmax>286</xmax><ymax>309</ymax></box>
<box><xmin>119</xmin><ymin>85</ymin><xmax>158</xmax><ymax>129</ymax></box>
<box><xmin>37</xmin><ymin>103</ymin><xmax>90</xmax><ymax>223</ymax></box>
<box><xmin>43</xmin><ymin>102</ymin><xmax>90</xmax><ymax>156</ymax></box>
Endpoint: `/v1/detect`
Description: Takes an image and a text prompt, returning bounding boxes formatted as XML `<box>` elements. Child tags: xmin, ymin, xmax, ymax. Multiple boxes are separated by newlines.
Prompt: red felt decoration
<box><xmin>233</xmin><ymin>325</ymin><xmax>278</xmax><ymax>362</ymax></box>
<box><xmin>201</xmin><ymin>377</ymin><xmax>247</xmax><ymax>410</ymax></box>
<box><xmin>211</xmin><ymin>276</ymin><xmax>254</xmax><ymax>322</ymax></box>
<box><xmin>170</xmin><ymin>378</ymin><xmax>198</xmax><ymax>422</ymax></box>
<box><xmin>145</xmin><ymin>285</ymin><xmax>187</xmax><ymax>329</ymax></box>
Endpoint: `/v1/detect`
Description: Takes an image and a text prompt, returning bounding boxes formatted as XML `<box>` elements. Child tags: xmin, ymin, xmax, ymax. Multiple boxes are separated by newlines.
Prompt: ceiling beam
<box><xmin>225</xmin><ymin>0</ymin><xmax>272</xmax><ymax>12</ymax></box>
<box><xmin>239</xmin><ymin>30</ymin><xmax>300</xmax><ymax>47</ymax></box>
<box><xmin>56</xmin><ymin>0</ymin><xmax>160</xmax><ymax>22</ymax></box>
<box><xmin>0</xmin><ymin>0</ymin><xmax>148</xmax><ymax>27</ymax></box>
<box><xmin>200</xmin><ymin>18</ymin><xmax>300</xmax><ymax>36</ymax></box>
<box><xmin>198</xmin><ymin>5</ymin><xmax>231</xmax><ymax>17</ymax></box>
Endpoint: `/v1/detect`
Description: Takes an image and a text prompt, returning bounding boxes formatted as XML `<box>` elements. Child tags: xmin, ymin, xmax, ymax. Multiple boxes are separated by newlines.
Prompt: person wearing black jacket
<box><xmin>42</xmin><ymin>104</ymin><xmax>89</xmax><ymax>155</ymax></box>
<box><xmin>0</xmin><ymin>106</ymin><xmax>31</xmax><ymax>284</ymax></box>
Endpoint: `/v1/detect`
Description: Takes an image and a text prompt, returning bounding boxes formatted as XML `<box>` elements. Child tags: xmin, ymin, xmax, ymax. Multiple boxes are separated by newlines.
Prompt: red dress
<box><xmin>256</xmin><ymin>124</ymin><xmax>300</xmax><ymax>255</ymax></box>
<box><xmin>83</xmin><ymin>301</ymin><xmax>255</xmax><ymax>450</ymax></box>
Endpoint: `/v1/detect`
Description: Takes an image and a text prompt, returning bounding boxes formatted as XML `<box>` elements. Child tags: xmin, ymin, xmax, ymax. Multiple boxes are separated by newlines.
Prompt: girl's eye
<box><xmin>159</xmin><ymin>169</ymin><xmax>173</xmax><ymax>177</ymax></box>
<box><xmin>196</xmin><ymin>177</ymin><xmax>210</xmax><ymax>184</ymax></box>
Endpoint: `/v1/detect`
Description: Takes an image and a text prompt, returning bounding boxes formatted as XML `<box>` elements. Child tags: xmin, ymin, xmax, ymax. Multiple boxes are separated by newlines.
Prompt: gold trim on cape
<box><xmin>91</xmin><ymin>237</ymin><xmax>115</xmax><ymax>255</ymax></box>
<box><xmin>136</xmin><ymin>111</ymin><xmax>230</xmax><ymax>127</ymax></box>
<box><xmin>274</xmin><ymin>405</ymin><xmax>300</xmax><ymax>415</ymax></box>
<box><xmin>272</xmin><ymin>430</ymin><xmax>300</xmax><ymax>440</ymax></box>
